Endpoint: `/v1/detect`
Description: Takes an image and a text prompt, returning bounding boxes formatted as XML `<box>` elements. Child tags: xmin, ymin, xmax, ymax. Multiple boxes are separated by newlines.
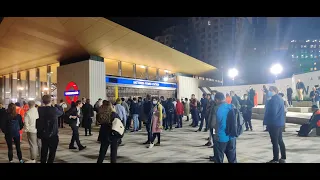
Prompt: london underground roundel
<box><xmin>64</xmin><ymin>81</ymin><xmax>80</xmax><ymax>104</ymax></box>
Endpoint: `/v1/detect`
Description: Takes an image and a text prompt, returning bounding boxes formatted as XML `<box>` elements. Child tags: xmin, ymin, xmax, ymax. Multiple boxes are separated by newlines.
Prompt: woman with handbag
<box><xmin>147</xmin><ymin>97</ymin><xmax>163</xmax><ymax>148</ymax></box>
<box><xmin>97</xmin><ymin>100</ymin><xmax>120</xmax><ymax>163</ymax></box>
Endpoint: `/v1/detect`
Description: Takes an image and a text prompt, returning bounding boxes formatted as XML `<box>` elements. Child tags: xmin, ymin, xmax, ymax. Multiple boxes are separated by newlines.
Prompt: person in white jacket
<box><xmin>24</xmin><ymin>101</ymin><xmax>40</xmax><ymax>163</ymax></box>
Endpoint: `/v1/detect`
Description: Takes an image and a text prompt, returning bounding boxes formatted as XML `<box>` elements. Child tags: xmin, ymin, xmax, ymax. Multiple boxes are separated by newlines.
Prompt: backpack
<box><xmin>37</xmin><ymin>107</ymin><xmax>56</xmax><ymax>139</ymax></box>
<box><xmin>168</xmin><ymin>103</ymin><xmax>174</xmax><ymax>114</ymax></box>
<box><xmin>111</xmin><ymin>117</ymin><xmax>124</xmax><ymax>138</ymax></box>
<box><xmin>10</xmin><ymin>119</ymin><xmax>21</xmax><ymax>137</ymax></box>
<box><xmin>297</xmin><ymin>124</ymin><xmax>311</xmax><ymax>137</ymax></box>
<box><xmin>55</xmin><ymin>104</ymin><xmax>63</xmax><ymax>114</ymax></box>
<box><xmin>63</xmin><ymin>109</ymin><xmax>72</xmax><ymax>124</ymax></box>
<box><xmin>226</xmin><ymin>107</ymin><xmax>245</xmax><ymax>138</ymax></box>
<box><xmin>197</xmin><ymin>101</ymin><xmax>201</xmax><ymax>111</ymax></box>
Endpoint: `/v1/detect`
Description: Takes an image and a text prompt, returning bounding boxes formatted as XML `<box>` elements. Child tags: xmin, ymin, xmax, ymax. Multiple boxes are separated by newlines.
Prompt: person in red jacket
<box><xmin>175</xmin><ymin>99</ymin><xmax>184</xmax><ymax>128</ymax></box>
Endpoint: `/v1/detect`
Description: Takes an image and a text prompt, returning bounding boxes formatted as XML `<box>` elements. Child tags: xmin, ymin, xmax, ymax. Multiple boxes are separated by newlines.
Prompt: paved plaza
<box><xmin>0</xmin><ymin>119</ymin><xmax>319</xmax><ymax>163</ymax></box>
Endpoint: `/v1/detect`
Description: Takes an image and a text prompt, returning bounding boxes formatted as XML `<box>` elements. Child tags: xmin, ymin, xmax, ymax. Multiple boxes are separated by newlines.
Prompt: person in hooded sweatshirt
<box><xmin>24</xmin><ymin>101</ymin><xmax>40</xmax><ymax>163</ymax></box>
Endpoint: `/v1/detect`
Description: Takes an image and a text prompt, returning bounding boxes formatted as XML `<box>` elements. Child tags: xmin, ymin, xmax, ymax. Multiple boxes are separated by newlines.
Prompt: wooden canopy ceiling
<box><xmin>0</xmin><ymin>17</ymin><xmax>215</xmax><ymax>76</ymax></box>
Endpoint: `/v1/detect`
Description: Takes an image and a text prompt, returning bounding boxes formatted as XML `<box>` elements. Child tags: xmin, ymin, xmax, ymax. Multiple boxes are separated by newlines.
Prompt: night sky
<box><xmin>107</xmin><ymin>17</ymin><xmax>188</xmax><ymax>38</ymax></box>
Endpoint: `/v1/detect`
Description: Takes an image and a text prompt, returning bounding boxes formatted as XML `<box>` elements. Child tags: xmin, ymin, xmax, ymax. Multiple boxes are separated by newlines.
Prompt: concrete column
<box><xmin>133</xmin><ymin>64</ymin><xmax>136</xmax><ymax>78</ymax></box>
<box><xmin>118</xmin><ymin>61</ymin><xmax>122</xmax><ymax>76</ymax></box>
<box><xmin>47</xmin><ymin>65</ymin><xmax>52</xmax><ymax>95</ymax></box>
<box><xmin>145</xmin><ymin>67</ymin><xmax>149</xmax><ymax>80</ymax></box>
<box><xmin>156</xmin><ymin>68</ymin><xmax>160</xmax><ymax>81</ymax></box>
<box><xmin>57</xmin><ymin>57</ymin><xmax>106</xmax><ymax>106</ymax></box>
<box><xmin>35</xmin><ymin>68</ymin><xmax>41</xmax><ymax>100</ymax></box>
<box><xmin>0</xmin><ymin>77</ymin><xmax>3</xmax><ymax>102</ymax></box>
<box><xmin>25</xmin><ymin>70</ymin><xmax>30</xmax><ymax>99</ymax></box>
<box><xmin>9</xmin><ymin>74</ymin><xmax>13</xmax><ymax>101</ymax></box>
<box><xmin>17</xmin><ymin>72</ymin><xmax>22</xmax><ymax>102</ymax></box>
<box><xmin>2</xmin><ymin>76</ymin><xmax>6</xmax><ymax>103</ymax></box>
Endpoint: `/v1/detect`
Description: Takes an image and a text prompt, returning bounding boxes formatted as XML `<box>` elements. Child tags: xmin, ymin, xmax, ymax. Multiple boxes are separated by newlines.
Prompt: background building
<box><xmin>288</xmin><ymin>39</ymin><xmax>320</xmax><ymax>74</ymax></box>
<box><xmin>154</xmin><ymin>24</ymin><xmax>189</xmax><ymax>55</ymax></box>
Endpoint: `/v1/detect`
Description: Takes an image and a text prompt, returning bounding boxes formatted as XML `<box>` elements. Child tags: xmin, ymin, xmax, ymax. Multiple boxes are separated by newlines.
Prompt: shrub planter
<box><xmin>292</xmin><ymin>101</ymin><xmax>313</xmax><ymax>107</ymax></box>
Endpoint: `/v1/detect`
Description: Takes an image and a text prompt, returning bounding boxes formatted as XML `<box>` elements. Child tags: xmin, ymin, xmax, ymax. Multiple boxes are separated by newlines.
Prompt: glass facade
<box><xmin>0</xmin><ymin>59</ymin><xmax>175</xmax><ymax>107</ymax></box>
<box><xmin>0</xmin><ymin>64</ymin><xmax>58</xmax><ymax>107</ymax></box>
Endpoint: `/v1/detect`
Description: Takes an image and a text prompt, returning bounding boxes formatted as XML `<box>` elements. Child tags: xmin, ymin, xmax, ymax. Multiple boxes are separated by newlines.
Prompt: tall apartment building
<box><xmin>155</xmin><ymin>17</ymin><xmax>252</xmax><ymax>68</ymax></box>
<box><xmin>288</xmin><ymin>39</ymin><xmax>320</xmax><ymax>74</ymax></box>
<box><xmin>154</xmin><ymin>24</ymin><xmax>189</xmax><ymax>55</ymax></box>
<box><xmin>186</xmin><ymin>17</ymin><xmax>253</xmax><ymax>69</ymax></box>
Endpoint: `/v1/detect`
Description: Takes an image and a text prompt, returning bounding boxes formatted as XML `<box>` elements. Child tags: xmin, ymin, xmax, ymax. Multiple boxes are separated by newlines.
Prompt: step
<box><xmin>252</xmin><ymin>113</ymin><xmax>309</xmax><ymax>125</ymax></box>
<box><xmin>292</xmin><ymin>101</ymin><xmax>313</xmax><ymax>107</ymax></box>
<box><xmin>288</xmin><ymin>107</ymin><xmax>312</xmax><ymax>113</ymax></box>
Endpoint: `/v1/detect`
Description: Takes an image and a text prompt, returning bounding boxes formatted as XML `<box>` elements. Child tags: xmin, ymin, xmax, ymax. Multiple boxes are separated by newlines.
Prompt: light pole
<box><xmin>228</xmin><ymin>68</ymin><xmax>238</xmax><ymax>85</ymax></box>
<box><xmin>270</xmin><ymin>63</ymin><xmax>283</xmax><ymax>79</ymax></box>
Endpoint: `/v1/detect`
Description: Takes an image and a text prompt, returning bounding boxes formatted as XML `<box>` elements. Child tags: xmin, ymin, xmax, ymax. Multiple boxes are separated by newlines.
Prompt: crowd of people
<box><xmin>0</xmin><ymin>84</ymin><xmax>290</xmax><ymax>163</ymax></box>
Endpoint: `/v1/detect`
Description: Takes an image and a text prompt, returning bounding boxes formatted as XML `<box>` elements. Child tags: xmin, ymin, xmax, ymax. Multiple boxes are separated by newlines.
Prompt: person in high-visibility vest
<box><xmin>15</xmin><ymin>102</ymin><xmax>25</xmax><ymax>141</ymax></box>
<box><xmin>23</xmin><ymin>101</ymin><xmax>29</xmax><ymax>112</ymax></box>
<box><xmin>254</xmin><ymin>92</ymin><xmax>258</xmax><ymax>107</ymax></box>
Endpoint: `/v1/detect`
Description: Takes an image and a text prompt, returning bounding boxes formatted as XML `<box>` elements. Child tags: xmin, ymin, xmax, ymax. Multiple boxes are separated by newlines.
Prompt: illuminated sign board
<box><xmin>64</xmin><ymin>81</ymin><xmax>80</xmax><ymax>104</ymax></box>
<box><xmin>106</xmin><ymin>77</ymin><xmax>176</xmax><ymax>88</ymax></box>
<box><xmin>64</xmin><ymin>90</ymin><xmax>80</xmax><ymax>96</ymax></box>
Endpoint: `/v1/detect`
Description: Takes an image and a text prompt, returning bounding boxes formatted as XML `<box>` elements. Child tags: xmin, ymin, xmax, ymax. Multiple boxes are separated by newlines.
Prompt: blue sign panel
<box><xmin>106</xmin><ymin>77</ymin><xmax>176</xmax><ymax>88</ymax></box>
<box><xmin>64</xmin><ymin>90</ymin><xmax>80</xmax><ymax>96</ymax></box>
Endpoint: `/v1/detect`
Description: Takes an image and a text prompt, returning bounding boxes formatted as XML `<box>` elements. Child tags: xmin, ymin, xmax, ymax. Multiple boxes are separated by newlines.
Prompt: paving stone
<box><xmin>0</xmin><ymin>118</ymin><xmax>319</xmax><ymax>163</ymax></box>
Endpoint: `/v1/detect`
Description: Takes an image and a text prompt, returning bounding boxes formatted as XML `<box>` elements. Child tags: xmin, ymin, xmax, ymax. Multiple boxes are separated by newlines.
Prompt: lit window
<box><xmin>307</xmin><ymin>40</ymin><xmax>310</xmax><ymax>42</ymax></box>
<box><xmin>300</xmin><ymin>64</ymin><xmax>302</xmax><ymax>66</ymax></box>
<box><xmin>306</xmin><ymin>55</ymin><xmax>308</xmax><ymax>58</ymax></box>
<box><xmin>315</xmin><ymin>62</ymin><xmax>317</xmax><ymax>65</ymax></box>
<box><xmin>254</xmin><ymin>48</ymin><xmax>256</xmax><ymax>50</ymax></box>
<box><xmin>292</xmin><ymin>55</ymin><xmax>294</xmax><ymax>58</ymax></box>
<box><xmin>315</xmin><ymin>67</ymin><xmax>317</xmax><ymax>71</ymax></box>
<box><xmin>291</xmin><ymin>40</ymin><xmax>295</xmax><ymax>42</ymax></box>
<box><xmin>304</xmin><ymin>45</ymin><xmax>307</xmax><ymax>48</ymax></box>
<box><xmin>301</xmin><ymin>55</ymin><xmax>304</xmax><ymax>58</ymax></box>
<box><xmin>208</xmin><ymin>20</ymin><xmax>211</xmax><ymax>26</ymax></box>
<box><xmin>311</xmin><ymin>45</ymin><xmax>314</xmax><ymax>48</ymax></box>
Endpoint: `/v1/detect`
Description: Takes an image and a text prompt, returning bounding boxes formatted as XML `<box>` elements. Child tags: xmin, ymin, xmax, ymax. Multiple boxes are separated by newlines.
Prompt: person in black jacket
<box><xmin>66</xmin><ymin>100</ymin><xmax>86</xmax><ymax>151</ymax></box>
<box><xmin>143</xmin><ymin>94</ymin><xmax>153</xmax><ymax>144</ymax></box>
<box><xmin>2</xmin><ymin>103</ymin><xmax>24</xmax><ymax>163</ymax></box>
<box><xmin>130</xmin><ymin>97</ymin><xmax>140</xmax><ymax>132</ymax></box>
<box><xmin>0</xmin><ymin>101</ymin><xmax>6</xmax><ymax>134</ymax></box>
<box><xmin>286</xmin><ymin>85</ymin><xmax>293</xmax><ymax>107</ymax></box>
<box><xmin>97</xmin><ymin>100</ymin><xmax>120</xmax><ymax>163</ymax></box>
<box><xmin>166</xmin><ymin>98</ymin><xmax>175</xmax><ymax>131</ymax></box>
<box><xmin>241</xmin><ymin>94</ymin><xmax>254</xmax><ymax>131</ymax></box>
<box><xmin>160</xmin><ymin>96</ymin><xmax>167</xmax><ymax>128</ymax></box>
<box><xmin>82</xmin><ymin>99</ymin><xmax>94</xmax><ymax>136</ymax></box>
<box><xmin>37</xmin><ymin>95</ymin><xmax>63</xmax><ymax>163</ymax></box>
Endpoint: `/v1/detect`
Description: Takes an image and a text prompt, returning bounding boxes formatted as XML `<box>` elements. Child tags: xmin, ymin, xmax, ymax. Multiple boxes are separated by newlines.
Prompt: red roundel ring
<box><xmin>65</xmin><ymin>81</ymin><xmax>79</xmax><ymax>104</ymax></box>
